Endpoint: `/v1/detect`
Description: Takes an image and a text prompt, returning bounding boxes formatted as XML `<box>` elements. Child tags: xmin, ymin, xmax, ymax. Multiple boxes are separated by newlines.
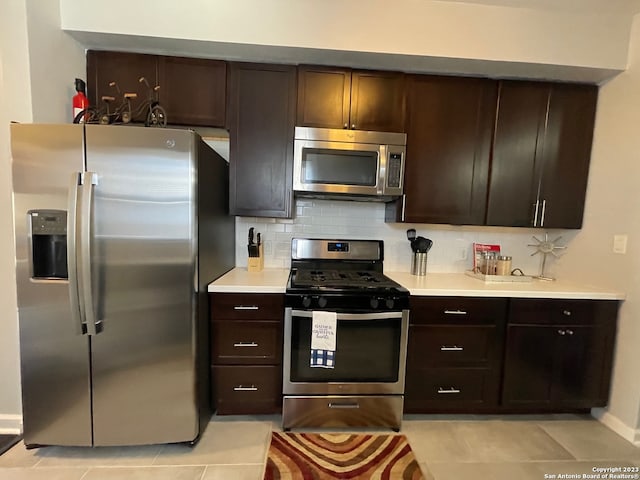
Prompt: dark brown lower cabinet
<box><xmin>502</xmin><ymin>299</ymin><xmax>619</xmax><ymax>409</ymax></box>
<box><xmin>404</xmin><ymin>297</ymin><xmax>507</xmax><ymax>412</ymax></box>
<box><xmin>210</xmin><ymin>293</ymin><xmax>284</xmax><ymax>414</ymax></box>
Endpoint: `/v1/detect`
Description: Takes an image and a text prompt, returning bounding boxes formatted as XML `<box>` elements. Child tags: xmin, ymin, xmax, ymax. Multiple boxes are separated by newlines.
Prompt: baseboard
<box><xmin>592</xmin><ymin>408</ymin><xmax>640</xmax><ymax>446</ymax></box>
<box><xmin>0</xmin><ymin>414</ymin><xmax>22</xmax><ymax>435</ymax></box>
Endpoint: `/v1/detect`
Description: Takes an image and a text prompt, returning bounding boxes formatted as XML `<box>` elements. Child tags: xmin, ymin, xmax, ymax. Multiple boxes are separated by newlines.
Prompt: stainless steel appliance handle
<box><xmin>79</xmin><ymin>171</ymin><xmax>100</xmax><ymax>336</ymax></box>
<box><xmin>328</xmin><ymin>402</ymin><xmax>360</xmax><ymax>409</ymax></box>
<box><xmin>290</xmin><ymin>310</ymin><xmax>404</xmax><ymax>321</ymax></box>
<box><xmin>67</xmin><ymin>172</ymin><xmax>86</xmax><ymax>335</ymax></box>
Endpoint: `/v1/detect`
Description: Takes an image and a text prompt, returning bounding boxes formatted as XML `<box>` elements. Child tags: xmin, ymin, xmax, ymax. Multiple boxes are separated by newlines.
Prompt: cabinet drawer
<box><xmin>404</xmin><ymin>368</ymin><xmax>496</xmax><ymax>410</ymax></box>
<box><xmin>211</xmin><ymin>293</ymin><xmax>284</xmax><ymax>321</ymax></box>
<box><xmin>408</xmin><ymin>325</ymin><xmax>496</xmax><ymax>367</ymax></box>
<box><xmin>509</xmin><ymin>299</ymin><xmax>598</xmax><ymax>325</ymax></box>
<box><xmin>213</xmin><ymin>365</ymin><xmax>281</xmax><ymax>415</ymax></box>
<box><xmin>212</xmin><ymin>321</ymin><xmax>282</xmax><ymax>364</ymax></box>
<box><xmin>410</xmin><ymin>297</ymin><xmax>507</xmax><ymax>325</ymax></box>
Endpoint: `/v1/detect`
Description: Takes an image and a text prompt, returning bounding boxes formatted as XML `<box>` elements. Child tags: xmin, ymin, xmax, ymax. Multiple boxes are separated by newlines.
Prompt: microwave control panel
<box><xmin>386</xmin><ymin>152</ymin><xmax>403</xmax><ymax>188</ymax></box>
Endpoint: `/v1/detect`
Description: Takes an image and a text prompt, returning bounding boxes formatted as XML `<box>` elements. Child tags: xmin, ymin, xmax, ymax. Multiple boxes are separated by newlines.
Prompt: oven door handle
<box><xmin>289</xmin><ymin>310</ymin><xmax>404</xmax><ymax>321</ymax></box>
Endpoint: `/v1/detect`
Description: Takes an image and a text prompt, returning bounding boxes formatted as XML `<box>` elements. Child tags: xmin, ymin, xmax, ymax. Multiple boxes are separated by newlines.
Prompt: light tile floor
<box><xmin>1</xmin><ymin>414</ymin><xmax>639</xmax><ymax>479</ymax></box>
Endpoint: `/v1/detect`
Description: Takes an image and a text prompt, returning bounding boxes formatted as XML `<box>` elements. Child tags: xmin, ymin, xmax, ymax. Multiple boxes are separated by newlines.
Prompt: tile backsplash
<box><xmin>235</xmin><ymin>198</ymin><xmax>577</xmax><ymax>275</ymax></box>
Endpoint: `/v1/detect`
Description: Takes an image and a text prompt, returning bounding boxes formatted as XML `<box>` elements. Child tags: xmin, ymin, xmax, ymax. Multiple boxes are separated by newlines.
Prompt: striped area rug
<box><xmin>264</xmin><ymin>432</ymin><xmax>426</xmax><ymax>479</ymax></box>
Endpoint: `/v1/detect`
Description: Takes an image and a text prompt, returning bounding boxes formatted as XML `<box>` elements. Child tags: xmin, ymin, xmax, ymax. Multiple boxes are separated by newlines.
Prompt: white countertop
<box><xmin>208</xmin><ymin>268</ymin><xmax>625</xmax><ymax>300</ymax></box>
<box><xmin>385</xmin><ymin>272</ymin><xmax>626</xmax><ymax>300</ymax></box>
<box><xmin>207</xmin><ymin>268</ymin><xmax>290</xmax><ymax>293</ymax></box>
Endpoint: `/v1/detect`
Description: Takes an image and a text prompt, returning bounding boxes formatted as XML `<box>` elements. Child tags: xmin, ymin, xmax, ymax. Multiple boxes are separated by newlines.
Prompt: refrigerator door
<box><xmin>84</xmin><ymin>125</ymin><xmax>198</xmax><ymax>445</ymax></box>
<box><xmin>11</xmin><ymin>124</ymin><xmax>92</xmax><ymax>446</ymax></box>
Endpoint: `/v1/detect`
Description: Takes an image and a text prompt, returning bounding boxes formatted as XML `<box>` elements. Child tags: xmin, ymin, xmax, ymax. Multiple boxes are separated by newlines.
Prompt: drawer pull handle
<box><xmin>440</xmin><ymin>346</ymin><xmax>464</xmax><ymax>351</ymax></box>
<box><xmin>444</xmin><ymin>310</ymin><xmax>467</xmax><ymax>315</ymax></box>
<box><xmin>328</xmin><ymin>402</ymin><xmax>360</xmax><ymax>409</ymax></box>
<box><xmin>234</xmin><ymin>305</ymin><xmax>259</xmax><ymax>310</ymax></box>
<box><xmin>233</xmin><ymin>342</ymin><xmax>259</xmax><ymax>347</ymax></box>
<box><xmin>437</xmin><ymin>387</ymin><xmax>461</xmax><ymax>394</ymax></box>
<box><xmin>562</xmin><ymin>310</ymin><xmax>572</xmax><ymax>316</ymax></box>
<box><xmin>233</xmin><ymin>385</ymin><xmax>258</xmax><ymax>391</ymax></box>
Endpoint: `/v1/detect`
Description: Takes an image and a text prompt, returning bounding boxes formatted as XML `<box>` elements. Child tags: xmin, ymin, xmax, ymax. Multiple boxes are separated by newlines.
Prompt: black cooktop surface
<box><xmin>288</xmin><ymin>268</ymin><xmax>407</xmax><ymax>294</ymax></box>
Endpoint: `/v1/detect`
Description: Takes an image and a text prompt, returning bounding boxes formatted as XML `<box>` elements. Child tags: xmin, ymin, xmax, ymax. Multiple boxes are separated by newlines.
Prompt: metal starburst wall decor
<box><xmin>528</xmin><ymin>233</ymin><xmax>567</xmax><ymax>281</ymax></box>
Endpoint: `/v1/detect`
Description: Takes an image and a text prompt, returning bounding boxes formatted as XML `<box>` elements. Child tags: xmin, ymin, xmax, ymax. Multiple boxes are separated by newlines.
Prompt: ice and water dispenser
<box><xmin>29</xmin><ymin>210</ymin><xmax>68</xmax><ymax>279</ymax></box>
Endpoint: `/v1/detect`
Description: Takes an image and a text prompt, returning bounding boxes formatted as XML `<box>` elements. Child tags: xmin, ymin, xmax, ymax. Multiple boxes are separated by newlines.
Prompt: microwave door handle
<box><xmin>378</xmin><ymin>145</ymin><xmax>387</xmax><ymax>195</ymax></box>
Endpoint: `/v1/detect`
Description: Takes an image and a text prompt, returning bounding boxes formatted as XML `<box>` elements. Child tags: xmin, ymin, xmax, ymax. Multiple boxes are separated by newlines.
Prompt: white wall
<box><xmin>0</xmin><ymin>0</ymin><xmax>85</xmax><ymax>434</ymax></box>
<box><xmin>0</xmin><ymin>0</ymin><xmax>31</xmax><ymax>434</ymax></box>
<box><xmin>555</xmin><ymin>13</ymin><xmax>640</xmax><ymax>444</ymax></box>
<box><xmin>58</xmin><ymin>0</ymin><xmax>632</xmax><ymax>83</ymax></box>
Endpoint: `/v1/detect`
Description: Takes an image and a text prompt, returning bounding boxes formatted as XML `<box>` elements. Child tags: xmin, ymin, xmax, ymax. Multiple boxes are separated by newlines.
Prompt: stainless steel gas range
<box><xmin>283</xmin><ymin>238</ymin><xmax>410</xmax><ymax>431</ymax></box>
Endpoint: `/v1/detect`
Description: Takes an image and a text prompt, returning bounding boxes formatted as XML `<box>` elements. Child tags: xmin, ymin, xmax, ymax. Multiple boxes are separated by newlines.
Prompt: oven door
<box><xmin>283</xmin><ymin>308</ymin><xmax>409</xmax><ymax>395</ymax></box>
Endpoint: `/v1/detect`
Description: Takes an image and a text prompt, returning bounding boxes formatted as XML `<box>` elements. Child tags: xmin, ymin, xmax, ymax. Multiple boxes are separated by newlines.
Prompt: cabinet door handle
<box><xmin>233</xmin><ymin>305</ymin><xmax>259</xmax><ymax>310</ymax></box>
<box><xmin>351</xmin><ymin>124</ymin><xmax>356</xmax><ymax>129</ymax></box>
<box><xmin>444</xmin><ymin>310</ymin><xmax>467</xmax><ymax>315</ymax></box>
<box><xmin>533</xmin><ymin>201</ymin><xmax>540</xmax><ymax>227</ymax></box>
<box><xmin>343</xmin><ymin>123</ymin><xmax>348</xmax><ymax>129</ymax></box>
<box><xmin>440</xmin><ymin>346</ymin><xmax>464</xmax><ymax>351</ymax></box>
<box><xmin>437</xmin><ymin>387</ymin><xmax>461</xmax><ymax>394</ymax></box>
<box><xmin>558</xmin><ymin>329</ymin><xmax>566</xmax><ymax>335</ymax></box>
<box><xmin>562</xmin><ymin>310</ymin><xmax>572</xmax><ymax>316</ymax></box>
<box><xmin>233</xmin><ymin>385</ymin><xmax>258</xmax><ymax>391</ymax></box>
<box><xmin>566</xmin><ymin>329</ymin><xmax>574</xmax><ymax>336</ymax></box>
<box><xmin>540</xmin><ymin>199</ymin><xmax>547</xmax><ymax>227</ymax></box>
<box><xmin>233</xmin><ymin>342</ymin><xmax>259</xmax><ymax>347</ymax></box>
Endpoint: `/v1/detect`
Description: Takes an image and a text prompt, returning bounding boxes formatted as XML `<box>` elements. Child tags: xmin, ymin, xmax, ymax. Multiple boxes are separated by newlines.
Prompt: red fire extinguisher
<box><xmin>72</xmin><ymin>78</ymin><xmax>89</xmax><ymax>123</ymax></box>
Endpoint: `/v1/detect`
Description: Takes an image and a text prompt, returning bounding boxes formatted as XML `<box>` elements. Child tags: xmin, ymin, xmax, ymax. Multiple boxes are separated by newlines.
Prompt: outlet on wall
<box><xmin>613</xmin><ymin>234</ymin><xmax>628</xmax><ymax>254</ymax></box>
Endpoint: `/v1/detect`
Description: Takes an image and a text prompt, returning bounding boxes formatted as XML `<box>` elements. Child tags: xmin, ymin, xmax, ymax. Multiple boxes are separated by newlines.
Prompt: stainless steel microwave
<box><xmin>293</xmin><ymin>127</ymin><xmax>407</xmax><ymax>199</ymax></box>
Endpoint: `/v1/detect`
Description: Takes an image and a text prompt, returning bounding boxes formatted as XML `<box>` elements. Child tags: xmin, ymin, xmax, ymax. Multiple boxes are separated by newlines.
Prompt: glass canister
<box><xmin>484</xmin><ymin>252</ymin><xmax>497</xmax><ymax>275</ymax></box>
<box><xmin>496</xmin><ymin>255</ymin><xmax>512</xmax><ymax>276</ymax></box>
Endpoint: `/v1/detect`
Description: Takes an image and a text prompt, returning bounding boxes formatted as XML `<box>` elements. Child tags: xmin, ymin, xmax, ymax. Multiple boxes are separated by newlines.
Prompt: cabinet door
<box><xmin>402</xmin><ymin>75</ymin><xmax>497</xmax><ymax>224</ymax></box>
<box><xmin>502</xmin><ymin>325</ymin><xmax>557</xmax><ymax>407</ymax></box>
<box><xmin>350</xmin><ymin>70</ymin><xmax>405</xmax><ymax>132</ymax></box>
<box><xmin>486</xmin><ymin>81</ymin><xmax>549</xmax><ymax>227</ymax></box>
<box><xmin>86</xmin><ymin>51</ymin><xmax>158</xmax><ymax>123</ymax></box>
<box><xmin>227</xmin><ymin>63</ymin><xmax>296</xmax><ymax>217</ymax></box>
<box><xmin>296</xmin><ymin>66</ymin><xmax>351</xmax><ymax>129</ymax></box>
<box><xmin>538</xmin><ymin>84</ymin><xmax>597</xmax><ymax>229</ymax></box>
<box><xmin>552</xmin><ymin>325</ymin><xmax>611</xmax><ymax>406</ymax></box>
<box><xmin>158</xmin><ymin>57</ymin><xmax>226</xmax><ymax>127</ymax></box>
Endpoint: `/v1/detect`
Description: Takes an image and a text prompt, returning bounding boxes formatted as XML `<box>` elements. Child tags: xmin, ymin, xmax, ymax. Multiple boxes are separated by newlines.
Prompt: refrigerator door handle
<box><xmin>67</xmin><ymin>172</ymin><xmax>87</xmax><ymax>335</ymax></box>
<box><xmin>79</xmin><ymin>171</ymin><xmax>101</xmax><ymax>335</ymax></box>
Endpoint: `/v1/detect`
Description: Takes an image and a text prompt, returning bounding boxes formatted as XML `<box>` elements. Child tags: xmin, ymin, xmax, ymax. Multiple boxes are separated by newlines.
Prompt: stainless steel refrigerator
<box><xmin>11</xmin><ymin>124</ymin><xmax>235</xmax><ymax>447</ymax></box>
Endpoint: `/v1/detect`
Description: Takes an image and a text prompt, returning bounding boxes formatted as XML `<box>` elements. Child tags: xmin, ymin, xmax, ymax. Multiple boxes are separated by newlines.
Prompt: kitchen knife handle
<box><xmin>67</xmin><ymin>172</ymin><xmax>86</xmax><ymax>335</ymax></box>
<box><xmin>79</xmin><ymin>172</ymin><xmax>101</xmax><ymax>336</ymax></box>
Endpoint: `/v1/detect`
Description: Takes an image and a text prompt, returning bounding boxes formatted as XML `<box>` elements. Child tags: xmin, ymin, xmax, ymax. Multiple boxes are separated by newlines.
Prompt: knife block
<box><xmin>247</xmin><ymin>244</ymin><xmax>264</xmax><ymax>272</ymax></box>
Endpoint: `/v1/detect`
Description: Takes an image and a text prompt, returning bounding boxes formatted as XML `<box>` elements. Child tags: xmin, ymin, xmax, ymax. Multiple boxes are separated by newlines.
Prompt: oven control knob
<box><xmin>370</xmin><ymin>297</ymin><xmax>379</xmax><ymax>309</ymax></box>
<box><xmin>385</xmin><ymin>298</ymin><xmax>395</xmax><ymax>310</ymax></box>
<box><xmin>302</xmin><ymin>296</ymin><xmax>312</xmax><ymax>308</ymax></box>
<box><xmin>317</xmin><ymin>296</ymin><xmax>328</xmax><ymax>308</ymax></box>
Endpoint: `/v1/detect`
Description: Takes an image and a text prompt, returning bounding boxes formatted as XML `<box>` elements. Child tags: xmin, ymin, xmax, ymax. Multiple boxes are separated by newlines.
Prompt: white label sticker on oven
<box><xmin>311</xmin><ymin>311</ymin><xmax>337</xmax><ymax>351</ymax></box>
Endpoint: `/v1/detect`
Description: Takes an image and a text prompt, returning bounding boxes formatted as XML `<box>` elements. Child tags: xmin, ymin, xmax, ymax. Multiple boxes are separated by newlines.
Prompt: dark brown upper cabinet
<box><xmin>486</xmin><ymin>81</ymin><xmax>597</xmax><ymax>229</ymax></box>
<box><xmin>86</xmin><ymin>51</ymin><xmax>158</xmax><ymax>123</ymax></box>
<box><xmin>387</xmin><ymin>75</ymin><xmax>497</xmax><ymax>224</ymax></box>
<box><xmin>227</xmin><ymin>62</ymin><xmax>296</xmax><ymax>218</ymax></box>
<box><xmin>296</xmin><ymin>66</ymin><xmax>405</xmax><ymax>132</ymax></box>
<box><xmin>87</xmin><ymin>51</ymin><xmax>226</xmax><ymax>127</ymax></box>
<box><xmin>158</xmin><ymin>57</ymin><xmax>226</xmax><ymax>127</ymax></box>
